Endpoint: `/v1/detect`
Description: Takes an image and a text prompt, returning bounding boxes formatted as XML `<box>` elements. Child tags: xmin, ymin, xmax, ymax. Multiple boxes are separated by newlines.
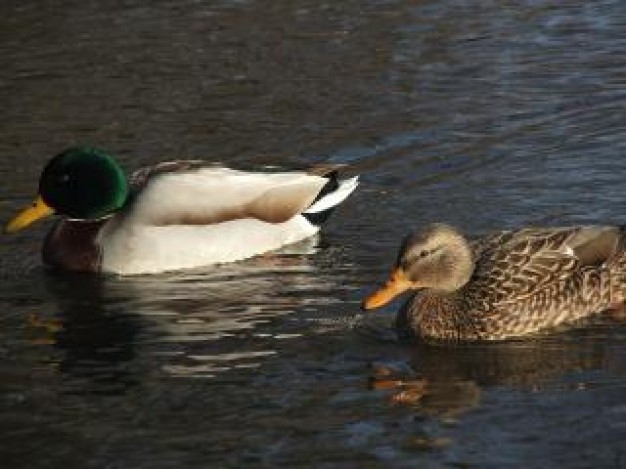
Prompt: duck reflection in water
<box><xmin>37</xmin><ymin>273</ymin><xmax>143</xmax><ymax>394</ymax></box>
<box><xmin>34</xmin><ymin>235</ymin><xmax>346</xmax><ymax>384</ymax></box>
<box><xmin>368</xmin><ymin>323</ymin><xmax>626</xmax><ymax>418</ymax></box>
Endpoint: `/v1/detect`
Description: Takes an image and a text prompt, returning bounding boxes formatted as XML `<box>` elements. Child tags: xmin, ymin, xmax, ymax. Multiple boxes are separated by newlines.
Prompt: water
<box><xmin>1</xmin><ymin>0</ymin><xmax>626</xmax><ymax>466</ymax></box>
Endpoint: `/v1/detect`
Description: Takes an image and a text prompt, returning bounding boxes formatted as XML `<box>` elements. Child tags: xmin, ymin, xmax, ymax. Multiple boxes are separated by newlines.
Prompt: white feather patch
<box><xmin>304</xmin><ymin>176</ymin><xmax>359</xmax><ymax>214</ymax></box>
<box><xmin>130</xmin><ymin>167</ymin><xmax>328</xmax><ymax>225</ymax></box>
<box><xmin>98</xmin><ymin>216</ymin><xmax>319</xmax><ymax>275</ymax></box>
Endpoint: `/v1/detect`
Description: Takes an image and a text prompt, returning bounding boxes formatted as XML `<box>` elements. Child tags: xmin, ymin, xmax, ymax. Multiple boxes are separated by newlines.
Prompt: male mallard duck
<box><xmin>363</xmin><ymin>223</ymin><xmax>626</xmax><ymax>341</ymax></box>
<box><xmin>5</xmin><ymin>147</ymin><xmax>358</xmax><ymax>275</ymax></box>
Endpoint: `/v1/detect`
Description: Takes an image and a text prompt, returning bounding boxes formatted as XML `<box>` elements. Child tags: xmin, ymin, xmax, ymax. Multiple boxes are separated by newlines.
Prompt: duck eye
<box><xmin>59</xmin><ymin>174</ymin><xmax>70</xmax><ymax>183</ymax></box>
<box><xmin>419</xmin><ymin>250</ymin><xmax>428</xmax><ymax>258</ymax></box>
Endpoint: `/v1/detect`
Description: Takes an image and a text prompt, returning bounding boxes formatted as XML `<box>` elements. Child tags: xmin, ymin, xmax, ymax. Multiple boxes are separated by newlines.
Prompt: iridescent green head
<box><xmin>6</xmin><ymin>147</ymin><xmax>129</xmax><ymax>233</ymax></box>
<box><xmin>39</xmin><ymin>147</ymin><xmax>128</xmax><ymax>219</ymax></box>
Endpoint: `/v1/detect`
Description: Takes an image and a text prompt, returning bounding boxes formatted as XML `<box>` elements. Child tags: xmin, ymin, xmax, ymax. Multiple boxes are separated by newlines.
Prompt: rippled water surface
<box><xmin>1</xmin><ymin>0</ymin><xmax>626</xmax><ymax>467</ymax></box>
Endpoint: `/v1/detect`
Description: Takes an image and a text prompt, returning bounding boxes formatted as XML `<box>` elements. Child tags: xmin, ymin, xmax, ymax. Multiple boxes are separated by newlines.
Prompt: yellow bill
<box><xmin>5</xmin><ymin>195</ymin><xmax>54</xmax><ymax>233</ymax></box>
<box><xmin>362</xmin><ymin>268</ymin><xmax>413</xmax><ymax>310</ymax></box>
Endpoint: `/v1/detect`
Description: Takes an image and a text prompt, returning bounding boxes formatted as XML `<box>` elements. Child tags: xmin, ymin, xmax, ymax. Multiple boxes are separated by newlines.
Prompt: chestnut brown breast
<box><xmin>42</xmin><ymin>219</ymin><xmax>107</xmax><ymax>272</ymax></box>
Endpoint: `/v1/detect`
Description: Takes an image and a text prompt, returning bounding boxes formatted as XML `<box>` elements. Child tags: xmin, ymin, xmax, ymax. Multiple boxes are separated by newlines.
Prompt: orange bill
<box><xmin>5</xmin><ymin>195</ymin><xmax>54</xmax><ymax>233</ymax></box>
<box><xmin>362</xmin><ymin>268</ymin><xmax>413</xmax><ymax>310</ymax></box>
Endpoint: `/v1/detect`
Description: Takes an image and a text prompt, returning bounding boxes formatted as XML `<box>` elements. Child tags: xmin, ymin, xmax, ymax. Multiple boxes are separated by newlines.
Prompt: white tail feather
<box><xmin>304</xmin><ymin>176</ymin><xmax>359</xmax><ymax>214</ymax></box>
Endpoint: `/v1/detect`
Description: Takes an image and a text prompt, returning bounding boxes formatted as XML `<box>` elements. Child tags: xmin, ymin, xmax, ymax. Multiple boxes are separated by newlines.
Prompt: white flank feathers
<box><xmin>98</xmin><ymin>216</ymin><xmax>318</xmax><ymax>275</ymax></box>
<box><xmin>94</xmin><ymin>168</ymin><xmax>358</xmax><ymax>275</ymax></box>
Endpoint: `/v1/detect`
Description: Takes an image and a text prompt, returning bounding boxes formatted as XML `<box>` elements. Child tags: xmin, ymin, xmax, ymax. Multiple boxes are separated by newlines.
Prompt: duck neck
<box><xmin>398</xmin><ymin>290</ymin><xmax>480</xmax><ymax>341</ymax></box>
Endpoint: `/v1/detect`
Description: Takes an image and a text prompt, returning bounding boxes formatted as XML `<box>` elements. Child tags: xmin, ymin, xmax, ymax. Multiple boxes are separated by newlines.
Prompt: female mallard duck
<box><xmin>363</xmin><ymin>223</ymin><xmax>626</xmax><ymax>341</ymax></box>
<box><xmin>5</xmin><ymin>147</ymin><xmax>358</xmax><ymax>275</ymax></box>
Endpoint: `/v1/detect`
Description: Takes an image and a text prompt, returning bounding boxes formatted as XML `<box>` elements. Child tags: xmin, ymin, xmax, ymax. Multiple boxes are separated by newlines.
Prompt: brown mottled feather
<box><xmin>396</xmin><ymin>225</ymin><xmax>626</xmax><ymax>341</ymax></box>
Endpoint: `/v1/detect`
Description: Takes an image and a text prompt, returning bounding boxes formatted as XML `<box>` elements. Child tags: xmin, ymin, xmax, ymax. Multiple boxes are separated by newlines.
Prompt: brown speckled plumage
<box><xmin>375</xmin><ymin>224</ymin><xmax>626</xmax><ymax>342</ymax></box>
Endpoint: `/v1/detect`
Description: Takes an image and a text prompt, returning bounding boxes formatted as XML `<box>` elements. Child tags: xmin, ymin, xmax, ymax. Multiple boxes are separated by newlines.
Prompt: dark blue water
<box><xmin>1</xmin><ymin>0</ymin><xmax>626</xmax><ymax>467</ymax></box>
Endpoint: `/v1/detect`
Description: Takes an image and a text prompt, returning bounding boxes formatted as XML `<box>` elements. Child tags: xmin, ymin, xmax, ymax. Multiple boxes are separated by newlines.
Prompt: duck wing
<box><xmin>126</xmin><ymin>162</ymin><xmax>332</xmax><ymax>226</ymax></box>
<box><xmin>468</xmin><ymin>226</ymin><xmax>621</xmax><ymax>305</ymax></box>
